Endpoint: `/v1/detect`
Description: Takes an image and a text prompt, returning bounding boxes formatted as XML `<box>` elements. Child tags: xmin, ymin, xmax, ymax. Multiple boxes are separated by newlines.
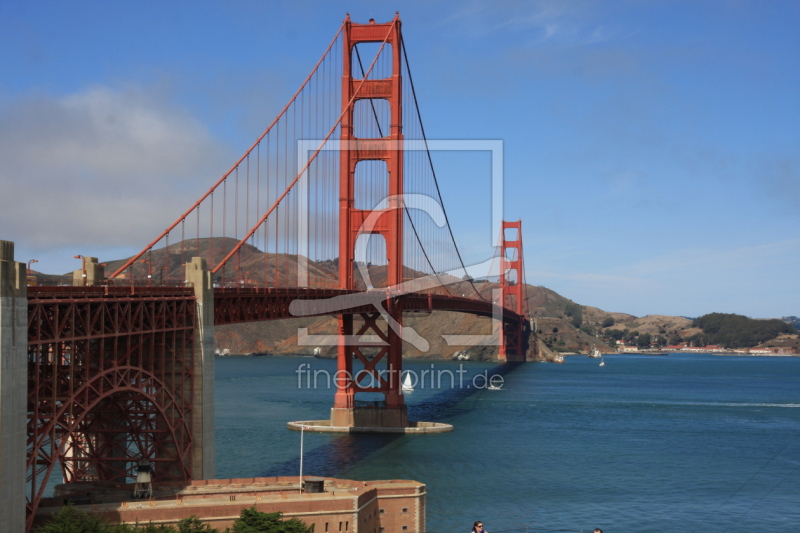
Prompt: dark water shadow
<box><xmin>262</xmin><ymin>362</ymin><xmax>522</xmax><ymax>477</ymax></box>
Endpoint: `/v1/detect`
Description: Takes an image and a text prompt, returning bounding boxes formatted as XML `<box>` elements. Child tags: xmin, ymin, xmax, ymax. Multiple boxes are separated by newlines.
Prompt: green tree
<box><xmin>232</xmin><ymin>508</ymin><xmax>313</xmax><ymax>533</ymax></box>
<box><xmin>178</xmin><ymin>516</ymin><xmax>216</xmax><ymax>533</ymax></box>
<box><xmin>564</xmin><ymin>302</ymin><xmax>583</xmax><ymax>328</ymax></box>
<box><xmin>637</xmin><ymin>333</ymin><xmax>652</xmax><ymax>347</ymax></box>
<box><xmin>607</xmin><ymin>329</ymin><xmax>624</xmax><ymax>341</ymax></box>
<box><xmin>693</xmin><ymin>312</ymin><xmax>796</xmax><ymax>348</ymax></box>
<box><xmin>601</xmin><ymin>317</ymin><xmax>615</xmax><ymax>328</ymax></box>
<box><xmin>38</xmin><ymin>505</ymin><xmax>107</xmax><ymax>533</ymax></box>
<box><xmin>623</xmin><ymin>330</ymin><xmax>639</xmax><ymax>343</ymax></box>
<box><xmin>686</xmin><ymin>333</ymin><xmax>709</xmax><ymax>347</ymax></box>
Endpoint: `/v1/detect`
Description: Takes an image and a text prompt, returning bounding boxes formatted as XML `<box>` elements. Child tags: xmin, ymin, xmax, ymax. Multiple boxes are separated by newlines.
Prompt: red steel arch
<box><xmin>26</xmin><ymin>287</ymin><xmax>195</xmax><ymax>532</ymax></box>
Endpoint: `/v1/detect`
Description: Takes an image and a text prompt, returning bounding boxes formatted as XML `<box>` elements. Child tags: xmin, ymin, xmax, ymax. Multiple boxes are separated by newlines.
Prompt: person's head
<box><xmin>593</xmin><ymin>529</ymin><xmax>603</xmax><ymax>533</ymax></box>
<box><xmin>473</xmin><ymin>522</ymin><xmax>484</xmax><ymax>532</ymax></box>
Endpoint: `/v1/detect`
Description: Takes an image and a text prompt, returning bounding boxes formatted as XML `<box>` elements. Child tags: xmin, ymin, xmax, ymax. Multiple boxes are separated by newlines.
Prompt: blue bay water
<box><xmin>215</xmin><ymin>354</ymin><xmax>800</xmax><ymax>533</ymax></box>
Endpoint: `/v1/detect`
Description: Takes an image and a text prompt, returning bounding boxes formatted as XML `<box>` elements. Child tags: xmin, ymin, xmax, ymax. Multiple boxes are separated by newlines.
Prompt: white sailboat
<box><xmin>599</xmin><ymin>357</ymin><xmax>605</xmax><ymax>367</ymax></box>
<box><xmin>402</xmin><ymin>373</ymin><xmax>414</xmax><ymax>392</ymax></box>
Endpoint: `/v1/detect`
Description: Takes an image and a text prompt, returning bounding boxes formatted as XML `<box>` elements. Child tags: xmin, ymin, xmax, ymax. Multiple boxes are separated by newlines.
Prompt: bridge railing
<box><xmin>27</xmin><ymin>285</ymin><xmax>194</xmax><ymax>299</ymax></box>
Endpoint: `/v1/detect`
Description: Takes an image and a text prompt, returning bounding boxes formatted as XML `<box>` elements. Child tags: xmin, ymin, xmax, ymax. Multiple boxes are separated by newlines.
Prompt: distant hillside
<box><xmin>688</xmin><ymin>313</ymin><xmax>798</xmax><ymax>348</ymax></box>
<box><xmin>99</xmin><ymin>237</ymin><xmax>339</xmax><ymax>287</ymax></box>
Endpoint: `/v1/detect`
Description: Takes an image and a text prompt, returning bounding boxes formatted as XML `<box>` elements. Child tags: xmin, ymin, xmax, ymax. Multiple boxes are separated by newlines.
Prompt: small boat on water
<box><xmin>487</xmin><ymin>384</ymin><xmax>503</xmax><ymax>390</ymax></box>
<box><xmin>402</xmin><ymin>373</ymin><xmax>414</xmax><ymax>392</ymax></box>
<box><xmin>588</xmin><ymin>345</ymin><xmax>602</xmax><ymax>358</ymax></box>
<box><xmin>599</xmin><ymin>357</ymin><xmax>605</xmax><ymax>367</ymax></box>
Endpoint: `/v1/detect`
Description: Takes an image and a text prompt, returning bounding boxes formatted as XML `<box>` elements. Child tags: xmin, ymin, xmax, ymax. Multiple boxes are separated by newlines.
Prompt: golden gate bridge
<box><xmin>0</xmin><ymin>14</ymin><xmax>532</xmax><ymax>532</ymax></box>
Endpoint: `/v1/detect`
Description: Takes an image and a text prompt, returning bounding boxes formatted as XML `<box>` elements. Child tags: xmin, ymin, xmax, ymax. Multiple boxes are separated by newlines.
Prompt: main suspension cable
<box><xmin>400</xmin><ymin>35</ymin><xmax>488</xmax><ymax>301</ymax></box>
<box><xmin>354</xmin><ymin>43</ymin><xmax>452</xmax><ymax>296</ymax></box>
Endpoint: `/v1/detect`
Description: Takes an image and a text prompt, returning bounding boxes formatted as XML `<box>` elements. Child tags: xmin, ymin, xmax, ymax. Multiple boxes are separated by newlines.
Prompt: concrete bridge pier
<box><xmin>0</xmin><ymin>241</ymin><xmax>27</xmax><ymax>533</ymax></box>
<box><xmin>72</xmin><ymin>256</ymin><xmax>104</xmax><ymax>286</ymax></box>
<box><xmin>185</xmin><ymin>257</ymin><xmax>216</xmax><ymax>479</ymax></box>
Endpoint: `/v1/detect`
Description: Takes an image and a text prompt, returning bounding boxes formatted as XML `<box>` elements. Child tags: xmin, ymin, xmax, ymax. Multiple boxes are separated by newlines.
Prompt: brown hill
<box><xmin>606</xmin><ymin>315</ymin><xmax>693</xmax><ymax>336</ymax></box>
<box><xmin>755</xmin><ymin>334</ymin><xmax>800</xmax><ymax>353</ymax></box>
<box><xmin>101</xmin><ymin>237</ymin><xmax>339</xmax><ymax>287</ymax></box>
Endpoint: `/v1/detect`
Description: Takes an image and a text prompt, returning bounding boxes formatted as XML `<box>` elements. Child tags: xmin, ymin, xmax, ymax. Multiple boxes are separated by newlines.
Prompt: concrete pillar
<box><xmin>72</xmin><ymin>256</ymin><xmax>103</xmax><ymax>286</ymax></box>
<box><xmin>185</xmin><ymin>258</ymin><xmax>215</xmax><ymax>480</ymax></box>
<box><xmin>0</xmin><ymin>240</ymin><xmax>27</xmax><ymax>533</ymax></box>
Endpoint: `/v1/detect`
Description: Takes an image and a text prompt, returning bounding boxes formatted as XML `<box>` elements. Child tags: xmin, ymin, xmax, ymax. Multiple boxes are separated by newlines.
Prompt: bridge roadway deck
<box><xmin>213</xmin><ymin>287</ymin><xmax>523</xmax><ymax>326</ymax></box>
<box><xmin>25</xmin><ymin>285</ymin><xmax>524</xmax><ymax>331</ymax></box>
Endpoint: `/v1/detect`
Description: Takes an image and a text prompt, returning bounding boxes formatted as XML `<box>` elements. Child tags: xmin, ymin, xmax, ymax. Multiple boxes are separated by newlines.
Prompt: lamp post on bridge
<box><xmin>138</xmin><ymin>259</ymin><xmax>152</xmax><ymax>287</ymax></box>
<box><xmin>73</xmin><ymin>255</ymin><xmax>86</xmax><ymax>286</ymax></box>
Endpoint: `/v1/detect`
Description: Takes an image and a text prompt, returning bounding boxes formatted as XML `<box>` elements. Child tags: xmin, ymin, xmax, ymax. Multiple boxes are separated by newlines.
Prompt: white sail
<box><xmin>402</xmin><ymin>373</ymin><xmax>414</xmax><ymax>392</ymax></box>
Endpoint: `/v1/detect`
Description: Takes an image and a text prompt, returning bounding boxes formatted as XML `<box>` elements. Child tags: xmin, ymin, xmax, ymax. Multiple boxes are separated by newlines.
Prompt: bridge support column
<box><xmin>185</xmin><ymin>258</ymin><xmax>215</xmax><ymax>479</ymax></box>
<box><xmin>72</xmin><ymin>256</ymin><xmax>104</xmax><ymax>286</ymax></box>
<box><xmin>330</xmin><ymin>306</ymin><xmax>408</xmax><ymax>430</ymax></box>
<box><xmin>0</xmin><ymin>241</ymin><xmax>27</xmax><ymax>533</ymax></box>
<box><xmin>332</xmin><ymin>314</ymin><xmax>355</xmax><ymax>411</ymax></box>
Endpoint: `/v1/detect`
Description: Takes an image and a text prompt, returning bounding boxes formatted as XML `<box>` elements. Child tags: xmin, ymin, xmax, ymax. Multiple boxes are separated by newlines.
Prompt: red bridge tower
<box><xmin>331</xmin><ymin>14</ymin><xmax>407</xmax><ymax>428</ymax></box>
<box><xmin>498</xmin><ymin>220</ymin><xmax>528</xmax><ymax>362</ymax></box>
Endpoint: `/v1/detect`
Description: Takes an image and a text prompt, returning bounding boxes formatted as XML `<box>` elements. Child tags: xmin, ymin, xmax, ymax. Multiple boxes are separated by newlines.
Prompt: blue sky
<box><xmin>1</xmin><ymin>1</ymin><xmax>798</xmax><ymax>318</ymax></box>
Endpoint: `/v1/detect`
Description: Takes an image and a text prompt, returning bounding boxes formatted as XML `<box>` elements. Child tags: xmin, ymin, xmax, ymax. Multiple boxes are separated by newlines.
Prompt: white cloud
<box><xmin>0</xmin><ymin>85</ymin><xmax>232</xmax><ymax>252</ymax></box>
<box><xmin>447</xmin><ymin>0</ymin><xmax>617</xmax><ymax>45</ymax></box>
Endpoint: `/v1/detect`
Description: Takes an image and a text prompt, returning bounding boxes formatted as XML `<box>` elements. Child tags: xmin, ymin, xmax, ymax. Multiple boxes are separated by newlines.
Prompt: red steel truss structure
<box><xmin>26</xmin><ymin>286</ymin><xmax>195</xmax><ymax>532</ymax></box>
<box><xmin>214</xmin><ymin>288</ymin><xmax>522</xmax><ymax>325</ymax></box>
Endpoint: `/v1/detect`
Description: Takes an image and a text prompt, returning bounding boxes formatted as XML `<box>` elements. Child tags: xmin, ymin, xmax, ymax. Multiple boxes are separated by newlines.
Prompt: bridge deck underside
<box><xmin>213</xmin><ymin>288</ymin><xmax>524</xmax><ymax>325</ymax></box>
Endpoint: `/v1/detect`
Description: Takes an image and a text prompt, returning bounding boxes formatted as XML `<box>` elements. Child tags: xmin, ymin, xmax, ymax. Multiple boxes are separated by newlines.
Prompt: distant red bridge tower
<box><xmin>498</xmin><ymin>220</ymin><xmax>528</xmax><ymax>361</ymax></box>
